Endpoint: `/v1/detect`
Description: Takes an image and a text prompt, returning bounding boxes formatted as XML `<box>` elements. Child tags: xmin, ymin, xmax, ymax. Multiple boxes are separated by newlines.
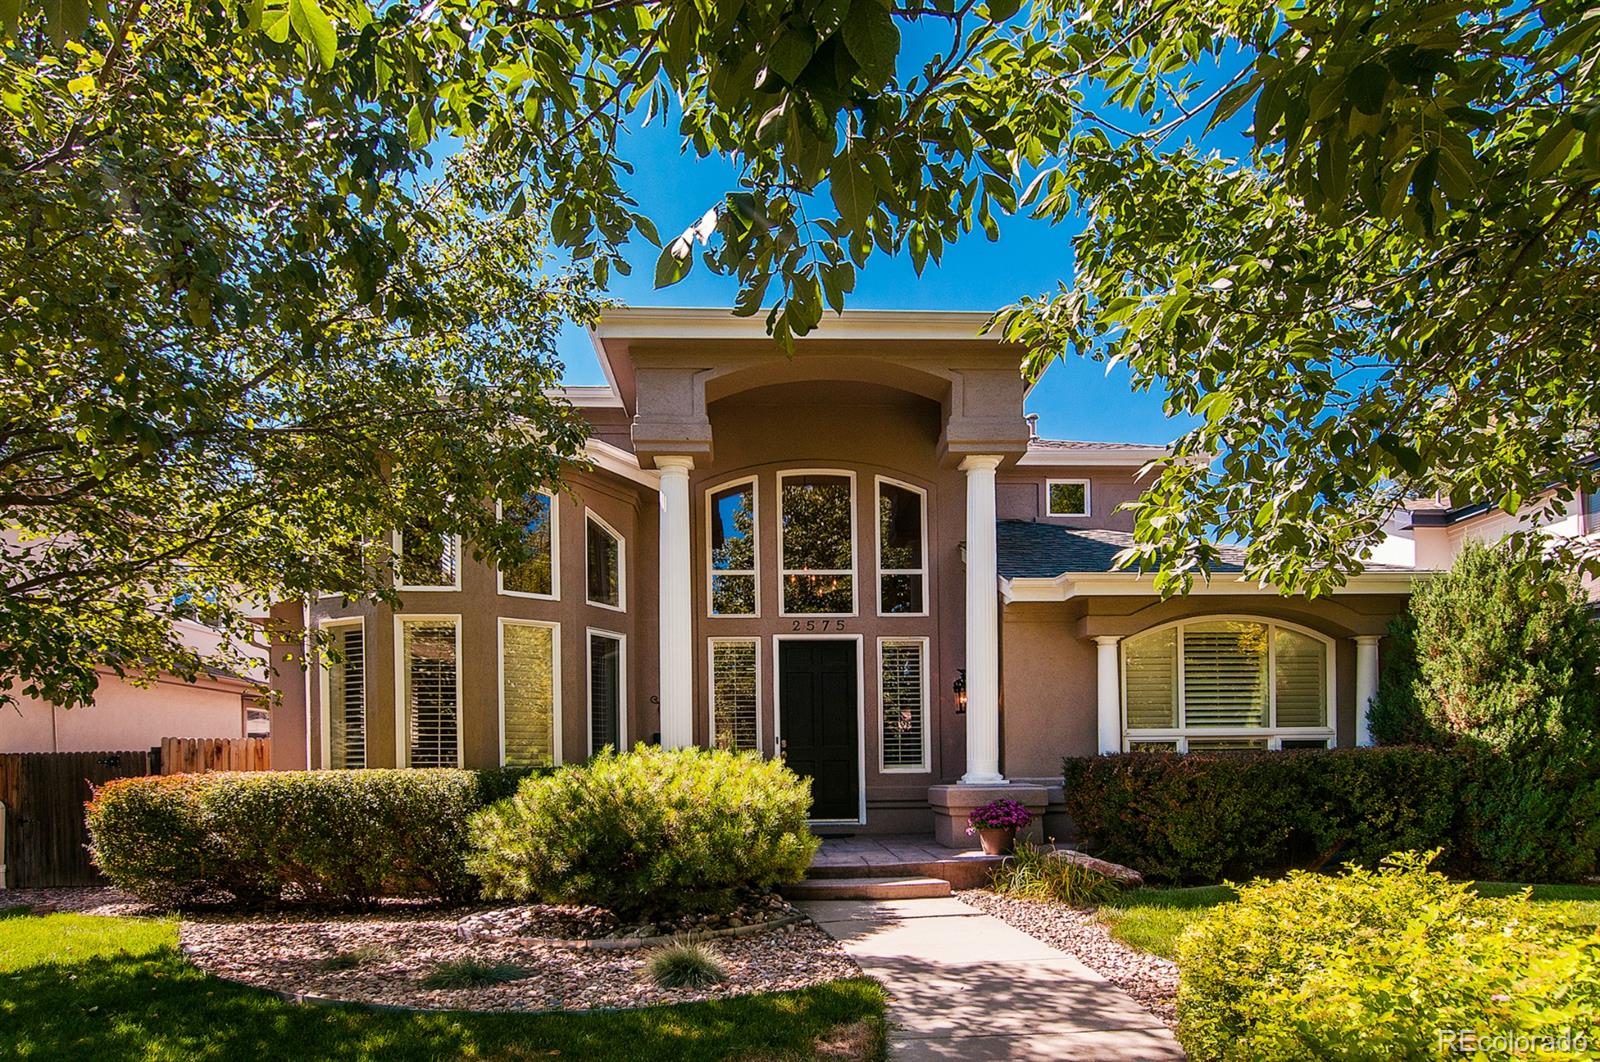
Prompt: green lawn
<box><xmin>1098</xmin><ymin>881</ymin><xmax>1600</xmax><ymax>960</ymax></box>
<box><xmin>0</xmin><ymin>913</ymin><xmax>886</xmax><ymax>1061</ymax></box>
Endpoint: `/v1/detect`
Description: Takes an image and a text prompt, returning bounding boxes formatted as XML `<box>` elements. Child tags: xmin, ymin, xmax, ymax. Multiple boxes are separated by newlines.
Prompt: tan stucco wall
<box><xmin>997</xmin><ymin>463</ymin><xmax>1143</xmax><ymax>532</ymax></box>
<box><xmin>1</xmin><ymin>676</ymin><xmax>248</xmax><ymax>754</ymax></box>
<box><xmin>687</xmin><ymin>381</ymin><xmax>967</xmax><ymax>824</ymax></box>
<box><xmin>274</xmin><ymin>466</ymin><xmax>659</xmax><ymax>771</ymax></box>
<box><xmin>1000</xmin><ymin>593</ymin><xmax>1412</xmax><ymax>781</ymax></box>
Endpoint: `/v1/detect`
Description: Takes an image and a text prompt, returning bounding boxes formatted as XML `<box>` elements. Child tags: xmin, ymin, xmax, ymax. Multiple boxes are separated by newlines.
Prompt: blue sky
<box><xmin>553</xmin><ymin>21</ymin><xmax>1235</xmax><ymax>446</ymax></box>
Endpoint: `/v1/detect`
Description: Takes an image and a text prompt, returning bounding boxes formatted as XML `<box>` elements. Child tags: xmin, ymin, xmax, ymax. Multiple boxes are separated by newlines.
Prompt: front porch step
<box><xmin>782</xmin><ymin>876</ymin><xmax>953</xmax><ymax>901</ymax></box>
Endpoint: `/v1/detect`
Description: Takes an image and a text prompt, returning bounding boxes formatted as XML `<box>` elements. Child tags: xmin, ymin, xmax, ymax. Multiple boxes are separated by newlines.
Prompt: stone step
<box><xmin>782</xmin><ymin>876</ymin><xmax>953</xmax><ymax>901</ymax></box>
<box><xmin>806</xmin><ymin>855</ymin><xmax>1005</xmax><ymax>890</ymax></box>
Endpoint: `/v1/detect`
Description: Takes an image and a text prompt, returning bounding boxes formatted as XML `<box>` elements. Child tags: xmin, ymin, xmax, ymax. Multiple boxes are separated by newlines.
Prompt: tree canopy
<box><xmin>4</xmin><ymin>0</ymin><xmax>1597</xmax><ymax>704</ymax></box>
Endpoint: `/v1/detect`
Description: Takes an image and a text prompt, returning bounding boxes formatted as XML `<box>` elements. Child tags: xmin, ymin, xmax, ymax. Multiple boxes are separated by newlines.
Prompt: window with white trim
<box><xmin>502</xmin><ymin>621</ymin><xmax>557</xmax><ymax>767</ymax></box>
<box><xmin>396</xmin><ymin>528</ymin><xmax>460</xmax><ymax>589</ymax></box>
<box><xmin>1046</xmin><ymin>479</ymin><xmax>1091</xmax><ymax>517</ymax></box>
<box><xmin>708</xmin><ymin>479</ymin><xmax>758</xmax><ymax>616</ymax></box>
<box><xmin>400</xmin><ymin>618</ymin><xmax>459</xmax><ymax>767</ymax></box>
<box><xmin>588</xmin><ymin>631</ymin><xmax>623</xmax><ymax>754</ymax></box>
<box><xmin>1122</xmin><ymin>618</ymin><xmax>1333</xmax><ymax>750</ymax></box>
<box><xmin>324</xmin><ymin>622</ymin><xmax>365</xmax><ymax>769</ymax></box>
<box><xmin>877</xmin><ymin>479</ymin><xmax>925</xmax><ymax>615</ymax></box>
<box><xmin>585</xmin><ymin>513</ymin><xmax>623</xmax><ymax>610</ymax></box>
<box><xmin>499</xmin><ymin>491</ymin><xmax>556</xmax><ymax>598</ymax></box>
<box><xmin>710</xmin><ymin>639</ymin><xmax>759</xmax><ymax>751</ymax></box>
<box><xmin>780</xmin><ymin>472</ymin><xmax>854</xmax><ymax>615</ymax></box>
<box><xmin>879</xmin><ymin>639</ymin><xmax>927</xmax><ymax>771</ymax></box>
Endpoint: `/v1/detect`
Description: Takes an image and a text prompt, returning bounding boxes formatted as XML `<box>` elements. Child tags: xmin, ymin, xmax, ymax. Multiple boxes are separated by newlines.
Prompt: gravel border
<box><xmin>179</xmin><ymin>904</ymin><xmax>860</xmax><ymax>1013</ymax></box>
<box><xmin>958</xmin><ymin>889</ymin><xmax>1179</xmax><ymax>1027</ymax></box>
<box><xmin>0</xmin><ymin>886</ymin><xmax>152</xmax><ymax>917</ymax></box>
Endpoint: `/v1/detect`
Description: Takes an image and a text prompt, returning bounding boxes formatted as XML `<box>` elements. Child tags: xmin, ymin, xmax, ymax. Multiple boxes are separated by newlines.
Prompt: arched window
<box><xmin>1121</xmin><ymin>618</ymin><xmax>1335</xmax><ymax>751</ymax></box>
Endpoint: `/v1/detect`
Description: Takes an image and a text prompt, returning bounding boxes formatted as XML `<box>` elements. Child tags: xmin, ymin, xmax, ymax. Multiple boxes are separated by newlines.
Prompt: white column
<box><xmin>960</xmin><ymin>455</ymin><xmax>1004</xmax><ymax>784</ymax></box>
<box><xmin>1095</xmin><ymin>636</ymin><xmax>1122</xmax><ymax>754</ymax></box>
<box><xmin>1354</xmin><ymin>635</ymin><xmax>1380</xmax><ymax>747</ymax></box>
<box><xmin>656</xmin><ymin>456</ymin><xmax>695</xmax><ymax>749</ymax></box>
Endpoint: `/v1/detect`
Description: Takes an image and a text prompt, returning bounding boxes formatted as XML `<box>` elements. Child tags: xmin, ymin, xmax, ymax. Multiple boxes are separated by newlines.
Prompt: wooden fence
<box><xmin>0</xmin><ymin>750</ymin><xmax>152</xmax><ymax>888</ymax></box>
<box><xmin>159</xmin><ymin>736</ymin><xmax>271</xmax><ymax>774</ymax></box>
<box><xmin>0</xmin><ymin>737</ymin><xmax>272</xmax><ymax>889</ymax></box>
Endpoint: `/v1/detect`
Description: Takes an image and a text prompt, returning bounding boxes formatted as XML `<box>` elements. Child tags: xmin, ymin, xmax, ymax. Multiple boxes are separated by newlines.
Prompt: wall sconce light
<box><xmin>953</xmin><ymin>669</ymin><xmax>967</xmax><ymax>715</ymax></box>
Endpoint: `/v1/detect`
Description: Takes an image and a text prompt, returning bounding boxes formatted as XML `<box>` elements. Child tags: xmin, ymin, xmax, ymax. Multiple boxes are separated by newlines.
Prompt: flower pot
<box><xmin>977</xmin><ymin>827</ymin><xmax>1016</xmax><ymax>855</ymax></box>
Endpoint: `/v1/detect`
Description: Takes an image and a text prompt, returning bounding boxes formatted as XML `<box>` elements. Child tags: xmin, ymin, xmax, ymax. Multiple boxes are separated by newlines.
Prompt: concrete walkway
<box><xmin>797</xmin><ymin>897</ymin><xmax>1184</xmax><ymax>1061</ymax></box>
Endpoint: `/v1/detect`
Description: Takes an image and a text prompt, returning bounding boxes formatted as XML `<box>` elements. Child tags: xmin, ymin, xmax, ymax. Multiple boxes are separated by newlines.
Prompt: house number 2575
<box><xmin>791</xmin><ymin>619</ymin><xmax>847</xmax><ymax>631</ymax></box>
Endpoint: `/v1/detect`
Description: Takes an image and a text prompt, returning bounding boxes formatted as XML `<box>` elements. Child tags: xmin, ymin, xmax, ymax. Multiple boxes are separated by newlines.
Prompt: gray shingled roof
<box><xmin>1027</xmin><ymin>438</ymin><xmax>1168</xmax><ymax>452</ymax></box>
<box><xmin>998</xmin><ymin>521</ymin><xmax>1245</xmax><ymax>578</ymax></box>
<box><xmin>997</xmin><ymin>520</ymin><xmax>1413</xmax><ymax>579</ymax></box>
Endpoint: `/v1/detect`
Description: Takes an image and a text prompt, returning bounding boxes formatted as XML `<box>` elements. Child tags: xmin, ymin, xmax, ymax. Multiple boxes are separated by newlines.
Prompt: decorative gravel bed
<box><xmin>0</xmin><ymin>886</ymin><xmax>150</xmax><ymax>917</ymax></box>
<box><xmin>179</xmin><ymin>901</ymin><xmax>859</xmax><ymax>1013</ymax></box>
<box><xmin>958</xmin><ymin>889</ymin><xmax>1179</xmax><ymax>1027</ymax></box>
<box><xmin>457</xmin><ymin>893</ymin><xmax>796</xmax><ymax>945</ymax></box>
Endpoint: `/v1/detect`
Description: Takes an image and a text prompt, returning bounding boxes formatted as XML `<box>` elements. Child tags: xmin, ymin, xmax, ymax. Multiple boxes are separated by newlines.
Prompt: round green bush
<box><xmin>467</xmin><ymin>745</ymin><xmax>819</xmax><ymax>918</ymax></box>
<box><xmin>87</xmin><ymin>769</ymin><xmax>485</xmax><ymax>908</ymax></box>
<box><xmin>1177</xmin><ymin>853</ymin><xmax>1600</xmax><ymax>1062</ymax></box>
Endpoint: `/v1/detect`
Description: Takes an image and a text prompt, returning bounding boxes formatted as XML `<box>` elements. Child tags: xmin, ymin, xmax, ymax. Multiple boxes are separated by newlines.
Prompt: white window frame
<box><xmin>772</xmin><ymin>632</ymin><xmax>867</xmax><ymax>826</ymax></box>
<box><xmin>583</xmin><ymin>509</ymin><xmax>626</xmax><ymax>613</ymax></box>
<box><xmin>317</xmin><ymin>616</ymin><xmax>366</xmax><ymax>770</ymax></box>
<box><xmin>496</xmin><ymin>491</ymin><xmax>560</xmax><ymax>601</ymax></box>
<box><xmin>705</xmin><ymin>475</ymin><xmax>760</xmax><ymax>618</ymax></box>
<box><xmin>778</xmin><ymin>469</ymin><xmax>857</xmax><ymax>618</ymax></box>
<box><xmin>393</xmin><ymin>530</ymin><xmax>462</xmax><ymax>592</ymax></box>
<box><xmin>707</xmin><ymin>636</ymin><xmax>763</xmax><ymax>753</ymax></box>
<box><xmin>393</xmin><ymin>614</ymin><xmax>464</xmax><ymax>768</ymax></box>
<box><xmin>1120</xmin><ymin>615</ymin><xmax>1338</xmax><ymax>751</ymax></box>
<box><xmin>877</xmin><ymin>636</ymin><xmax>930</xmax><ymax>773</ymax></box>
<box><xmin>586</xmin><ymin>627</ymin><xmax>627</xmax><ymax>756</ymax></box>
<box><xmin>1045</xmin><ymin>478</ymin><xmax>1092</xmax><ymax>518</ymax></box>
<box><xmin>874</xmin><ymin>476</ymin><xmax>929</xmax><ymax>618</ymax></box>
<box><xmin>497</xmin><ymin>617</ymin><xmax>563</xmax><ymax>768</ymax></box>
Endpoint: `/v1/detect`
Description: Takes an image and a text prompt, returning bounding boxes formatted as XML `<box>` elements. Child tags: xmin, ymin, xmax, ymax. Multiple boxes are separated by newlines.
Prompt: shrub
<box><xmin>468</xmin><ymin>745</ymin><xmax>818</xmax><ymax>918</ymax></box>
<box><xmin>1062</xmin><ymin>747</ymin><xmax>1462</xmax><ymax>883</ymax></box>
<box><xmin>87</xmin><ymin>769</ymin><xmax>485</xmax><ymax>908</ymax></box>
<box><xmin>1370</xmin><ymin>540</ymin><xmax>1600</xmax><ymax>753</ymax></box>
<box><xmin>1177</xmin><ymin>853</ymin><xmax>1600</xmax><ymax>1062</ymax></box>
<box><xmin>647</xmin><ymin>938</ymin><xmax>727</xmax><ymax>989</ymax></box>
<box><xmin>990</xmin><ymin>842</ymin><xmax>1125</xmax><ymax>906</ymax></box>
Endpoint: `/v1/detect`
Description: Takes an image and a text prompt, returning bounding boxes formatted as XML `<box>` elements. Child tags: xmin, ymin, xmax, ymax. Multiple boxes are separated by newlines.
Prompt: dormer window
<box><xmin>1047</xmin><ymin>479</ymin><xmax>1091</xmax><ymax>517</ymax></box>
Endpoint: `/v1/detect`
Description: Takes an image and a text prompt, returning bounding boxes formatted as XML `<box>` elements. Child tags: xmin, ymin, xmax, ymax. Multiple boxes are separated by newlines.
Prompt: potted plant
<box><xmin>965</xmin><ymin>798</ymin><xmax>1033</xmax><ymax>855</ymax></box>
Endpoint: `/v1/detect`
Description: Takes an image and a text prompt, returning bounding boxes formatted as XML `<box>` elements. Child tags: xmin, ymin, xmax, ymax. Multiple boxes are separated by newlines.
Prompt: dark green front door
<box><xmin>779</xmin><ymin>639</ymin><xmax>859</xmax><ymax>821</ymax></box>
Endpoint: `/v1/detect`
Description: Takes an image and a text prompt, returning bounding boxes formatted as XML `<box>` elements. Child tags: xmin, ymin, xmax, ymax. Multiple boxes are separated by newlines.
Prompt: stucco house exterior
<box><xmin>267</xmin><ymin>308</ymin><xmax>1420</xmax><ymax>841</ymax></box>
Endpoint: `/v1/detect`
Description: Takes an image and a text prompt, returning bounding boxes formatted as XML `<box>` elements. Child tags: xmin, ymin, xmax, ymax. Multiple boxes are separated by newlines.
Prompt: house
<box><xmin>1</xmin><ymin>617</ymin><xmax>268</xmax><ymax>754</ymax></box>
<box><xmin>266</xmin><ymin>308</ymin><xmax>1420</xmax><ymax>842</ymax></box>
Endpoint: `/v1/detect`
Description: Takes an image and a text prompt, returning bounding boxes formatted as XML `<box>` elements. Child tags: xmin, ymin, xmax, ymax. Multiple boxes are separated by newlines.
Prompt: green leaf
<box><xmin>1345</xmin><ymin>62</ymin><xmax>1390</xmax><ymax>116</ymax></box>
<box><xmin>842</xmin><ymin>0</ymin><xmax>899</xmax><ymax>90</ymax></box>
<box><xmin>654</xmin><ymin>239</ymin><xmax>692</xmax><ymax>288</ymax></box>
<box><xmin>830</xmin><ymin>145</ymin><xmax>874</xmax><ymax>229</ymax></box>
<box><xmin>263</xmin><ymin>0</ymin><xmax>291</xmax><ymax>43</ymax></box>
<box><xmin>0</xmin><ymin>0</ymin><xmax>23</xmax><ymax>40</ymax></box>
<box><xmin>1529</xmin><ymin>122</ymin><xmax>1578</xmax><ymax>179</ymax></box>
<box><xmin>288</xmin><ymin>0</ymin><xmax>337</xmax><ymax>70</ymax></box>
<box><xmin>766</xmin><ymin>29</ymin><xmax>815</xmax><ymax>85</ymax></box>
<box><xmin>986</xmin><ymin>0</ymin><xmax>1022</xmax><ymax>21</ymax></box>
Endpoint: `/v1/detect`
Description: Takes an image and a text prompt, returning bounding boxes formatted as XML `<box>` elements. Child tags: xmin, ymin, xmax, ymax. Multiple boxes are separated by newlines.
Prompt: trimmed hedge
<box><xmin>1061</xmin><ymin>748</ymin><xmax>1463</xmax><ymax>883</ymax></box>
<box><xmin>468</xmin><ymin>745</ymin><xmax>819</xmax><ymax>918</ymax></box>
<box><xmin>1177</xmin><ymin>854</ymin><xmax>1600</xmax><ymax>1061</ymax></box>
<box><xmin>87</xmin><ymin>769</ymin><xmax>492</xmax><ymax>907</ymax></box>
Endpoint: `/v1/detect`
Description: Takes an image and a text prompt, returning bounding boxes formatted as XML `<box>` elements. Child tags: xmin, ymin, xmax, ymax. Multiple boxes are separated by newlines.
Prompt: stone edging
<box><xmin>466</xmin><ymin>912</ymin><xmax>805</xmax><ymax>951</ymax></box>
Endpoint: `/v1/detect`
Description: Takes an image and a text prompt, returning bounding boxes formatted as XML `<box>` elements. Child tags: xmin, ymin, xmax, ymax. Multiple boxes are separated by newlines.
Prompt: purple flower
<box><xmin>966</xmin><ymin>797</ymin><xmax>1033</xmax><ymax>831</ymax></box>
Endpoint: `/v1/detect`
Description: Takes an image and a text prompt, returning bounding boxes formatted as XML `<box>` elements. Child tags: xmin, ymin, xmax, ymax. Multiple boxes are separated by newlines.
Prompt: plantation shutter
<box><xmin>880</xmin><ymin>640</ymin><xmax>926</xmax><ymax>769</ymax></box>
<box><xmin>1181</xmin><ymin>621</ymin><xmax>1268</xmax><ymax>728</ymax></box>
<box><xmin>589</xmin><ymin>632</ymin><xmax>621</xmax><ymax>753</ymax></box>
<box><xmin>503</xmin><ymin>623</ymin><xmax>556</xmax><ymax>767</ymax></box>
<box><xmin>1273</xmin><ymin>627</ymin><xmax>1327</xmax><ymax>727</ymax></box>
<box><xmin>327</xmin><ymin>625</ymin><xmax>365</xmax><ymax>769</ymax></box>
<box><xmin>1124</xmin><ymin>628</ymin><xmax>1178</xmax><ymax>729</ymax></box>
<box><xmin>400</xmin><ymin>529</ymin><xmax>458</xmax><ymax>587</ymax></box>
<box><xmin>403</xmin><ymin>620</ymin><xmax>458</xmax><ymax>767</ymax></box>
<box><xmin>711</xmin><ymin>640</ymin><xmax>758</xmax><ymax>751</ymax></box>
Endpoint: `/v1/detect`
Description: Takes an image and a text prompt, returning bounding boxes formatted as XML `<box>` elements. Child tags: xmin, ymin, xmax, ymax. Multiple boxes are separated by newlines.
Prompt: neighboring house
<box><xmin>1</xmin><ymin>617</ymin><xmax>268</xmax><ymax>754</ymax></box>
<box><xmin>267</xmin><ymin>308</ymin><xmax>1421</xmax><ymax>841</ymax></box>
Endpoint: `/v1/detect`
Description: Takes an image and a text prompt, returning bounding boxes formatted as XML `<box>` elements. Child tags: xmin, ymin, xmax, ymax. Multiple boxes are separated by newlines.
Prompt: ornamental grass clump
<box><xmin>647</xmin><ymin>938</ymin><xmax>727</xmax><ymax>989</ymax></box>
<box><xmin>1177</xmin><ymin>852</ymin><xmax>1600</xmax><ymax>1062</ymax></box>
<box><xmin>467</xmin><ymin>745</ymin><xmax>818</xmax><ymax>919</ymax></box>
<box><xmin>990</xmin><ymin>843</ymin><xmax>1124</xmax><ymax>907</ymax></box>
